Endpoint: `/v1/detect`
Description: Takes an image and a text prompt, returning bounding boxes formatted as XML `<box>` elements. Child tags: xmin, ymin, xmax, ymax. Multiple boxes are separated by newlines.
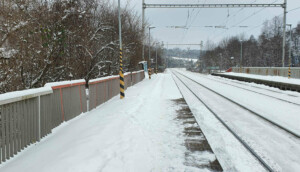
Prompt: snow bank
<box><xmin>0</xmin><ymin>87</ymin><xmax>53</xmax><ymax>105</ymax></box>
<box><xmin>131</xmin><ymin>70</ymin><xmax>144</xmax><ymax>74</ymax></box>
<box><xmin>89</xmin><ymin>75</ymin><xmax>119</xmax><ymax>84</ymax></box>
<box><xmin>45</xmin><ymin>79</ymin><xmax>86</xmax><ymax>88</ymax></box>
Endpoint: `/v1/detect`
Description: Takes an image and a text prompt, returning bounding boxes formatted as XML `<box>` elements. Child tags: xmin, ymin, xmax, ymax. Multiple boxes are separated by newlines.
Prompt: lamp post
<box><xmin>148</xmin><ymin>26</ymin><xmax>155</xmax><ymax>67</ymax></box>
<box><xmin>142</xmin><ymin>0</ymin><xmax>145</xmax><ymax>60</ymax></box>
<box><xmin>240</xmin><ymin>40</ymin><xmax>243</xmax><ymax>73</ymax></box>
<box><xmin>155</xmin><ymin>42</ymin><xmax>158</xmax><ymax>74</ymax></box>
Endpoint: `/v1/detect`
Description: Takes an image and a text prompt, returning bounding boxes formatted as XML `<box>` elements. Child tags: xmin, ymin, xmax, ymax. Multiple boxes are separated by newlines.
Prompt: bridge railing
<box><xmin>88</xmin><ymin>70</ymin><xmax>145</xmax><ymax>110</ymax></box>
<box><xmin>0</xmin><ymin>87</ymin><xmax>53</xmax><ymax>163</ymax></box>
<box><xmin>0</xmin><ymin>70</ymin><xmax>145</xmax><ymax>163</ymax></box>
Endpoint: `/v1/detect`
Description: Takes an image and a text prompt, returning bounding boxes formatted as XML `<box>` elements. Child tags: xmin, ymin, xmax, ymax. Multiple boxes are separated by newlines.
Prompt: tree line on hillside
<box><xmin>165</xmin><ymin>47</ymin><xmax>200</xmax><ymax>59</ymax></box>
<box><xmin>0</xmin><ymin>0</ymin><xmax>164</xmax><ymax>94</ymax></box>
<box><xmin>201</xmin><ymin>16</ymin><xmax>300</xmax><ymax>71</ymax></box>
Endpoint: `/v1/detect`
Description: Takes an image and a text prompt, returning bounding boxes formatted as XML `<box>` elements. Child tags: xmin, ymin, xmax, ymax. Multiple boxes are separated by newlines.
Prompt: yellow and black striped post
<box><xmin>119</xmin><ymin>49</ymin><xmax>125</xmax><ymax>99</ymax></box>
<box><xmin>148</xmin><ymin>68</ymin><xmax>151</xmax><ymax>79</ymax></box>
<box><xmin>118</xmin><ymin>0</ymin><xmax>124</xmax><ymax>99</ymax></box>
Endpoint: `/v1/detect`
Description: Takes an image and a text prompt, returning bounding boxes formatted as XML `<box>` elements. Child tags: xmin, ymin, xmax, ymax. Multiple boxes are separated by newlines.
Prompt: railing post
<box><xmin>38</xmin><ymin>96</ymin><xmax>41</xmax><ymax>141</ymax></box>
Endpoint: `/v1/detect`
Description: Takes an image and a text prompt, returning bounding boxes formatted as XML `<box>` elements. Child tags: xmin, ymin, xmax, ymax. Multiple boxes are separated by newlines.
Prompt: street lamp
<box><xmin>148</xmin><ymin>26</ymin><xmax>155</xmax><ymax>68</ymax></box>
<box><xmin>240</xmin><ymin>39</ymin><xmax>243</xmax><ymax>72</ymax></box>
<box><xmin>155</xmin><ymin>42</ymin><xmax>159</xmax><ymax>74</ymax></box>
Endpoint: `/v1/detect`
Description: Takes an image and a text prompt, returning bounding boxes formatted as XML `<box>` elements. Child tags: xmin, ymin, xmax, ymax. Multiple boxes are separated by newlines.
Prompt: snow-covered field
<box><xmin>173</xmin><ymin>69</ymin><xmax>300</xmax><ymax>172</ymax></box>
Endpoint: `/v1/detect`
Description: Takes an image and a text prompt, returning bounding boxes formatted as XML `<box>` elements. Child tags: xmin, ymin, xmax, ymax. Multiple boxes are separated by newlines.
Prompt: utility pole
<box><xmin>240</xmin><ymin>40</ymin><xmax>243</xmax><ymax>69</ymax></box>
<box><xmin>118</xmin><ymin>0</ymin><xmax>124</xmax><ymax>99</ymax></box>
<box><xmin>200</xmin><ymin>41</ymin><xmax>203</xmax><ymax>60</ymax></box>
<box><xmin>155</xmin><ymin>42</ymin><xmax>158</xmax><ymax>74</ymax></box>
<box><xmin>148</xmin><ymin>26</ymin><xmax>155</xmax><ymax>67</ymax></box>
<box><xmin>287</xmin><ymin>24</ymin><xmax>292</xmax><ymax>78</ymax></box>
<box><xmin>142</xmin><ymin>0</ymin><xmax>145</xmax><ymax>61</ymax></box>
<box><xmin>166</xmin><ymin>42</ymin><xmax>169</xmax><ymax>68</ymax></box>
<box><xmin>219</xmin><ymin>53</ymin><xmax>223</xmax><ymax>72</ymax></box>
<box><xmin>282</xmin><ymin>0</ymin><xmax>287</xmax><ymax>67</ymax></box>
<box><xmin>288</xmin><ymin>24</ymin><xmax>292</xmax><ymax>66</ymax></box>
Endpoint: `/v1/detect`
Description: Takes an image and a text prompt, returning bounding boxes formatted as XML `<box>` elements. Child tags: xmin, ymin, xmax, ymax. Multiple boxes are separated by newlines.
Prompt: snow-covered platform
<box><xmin>213</xmin><ymin>72</ymin><xmax>300</xmax><ymax>92</ymax></box>
<box><xmin>0</xmin><ymin>71</ymin><xmax>222</xmax><ymax>172</ymax></box>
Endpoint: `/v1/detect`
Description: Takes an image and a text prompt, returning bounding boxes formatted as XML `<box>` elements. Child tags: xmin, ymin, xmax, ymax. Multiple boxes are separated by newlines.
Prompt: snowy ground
<box><xmin>222</xmin><ymin>72</ymin><xmax>300</xmax><ymax>85</ymax></box>
<box><xmin>176</xmin><ymin>70</ymin><xmax>300</xmax><ymax>136</ymax></box>
<box><xmin>0</xmin><ymin>72</ymin><xmax>220</xmax><ymax>172</ymax></box>
<box><xmin>3</xmin><ymin>69</ymin><xmax>297</xmax><ymax>172</ymax></box>
<box><xmin>173</xmin><ymin>69</ymin><xmax>300</xmax><ymax>172</ymax></box>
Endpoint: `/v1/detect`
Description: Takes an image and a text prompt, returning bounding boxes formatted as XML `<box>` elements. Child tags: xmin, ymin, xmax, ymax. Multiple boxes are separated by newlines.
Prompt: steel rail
<box><xmin>171</xmin><ymin>70</ymin><xmax>274</xmax><ymax>172</ymax></box>
<box><xmin>187</xmin><ymin>73</ymin><xmax>300</xmax><ymax>106</ymax></box>
<box><xmin>213</xmin><ymin>75</ymin><xmax>299</xmax><ymax>97</ymax></box>
<box><xmin>174</xmin><ymin>70</ymin><xmax>300</xmax><ymax>138</ymax></box>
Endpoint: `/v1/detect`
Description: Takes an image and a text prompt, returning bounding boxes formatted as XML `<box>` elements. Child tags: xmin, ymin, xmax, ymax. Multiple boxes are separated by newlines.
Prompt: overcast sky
<box><xmin>119</xmin><ymin>0</ymin><xmax>300</xmax><ymax>50</ymax></box>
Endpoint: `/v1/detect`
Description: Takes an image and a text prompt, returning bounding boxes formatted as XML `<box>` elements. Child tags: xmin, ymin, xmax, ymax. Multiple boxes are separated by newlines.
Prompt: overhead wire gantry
<box><xmin>141</xmin><ymin>0</ymin><xmax>287</xmax><ymax>67</ymax></box>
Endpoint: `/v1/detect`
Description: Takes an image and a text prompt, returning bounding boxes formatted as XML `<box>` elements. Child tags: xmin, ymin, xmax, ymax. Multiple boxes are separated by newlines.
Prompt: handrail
<box><xmin>45</xmin><ymin>79</ymin><xmax>86</xmax><ymax>89</ymax></box>
<box><xmin>0</xmin><ymin>87</ymin><xmax>53</xmax><ymax>106</ymax></box>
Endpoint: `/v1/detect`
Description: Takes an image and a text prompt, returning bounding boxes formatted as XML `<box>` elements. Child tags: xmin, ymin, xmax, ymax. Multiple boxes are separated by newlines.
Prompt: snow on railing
<box><xmin>0</xmin><ymin>70</ymin><xmax>145</xmax><ymax>164</ymax></box>
<box><xmin>88</xmin><ymin>70</ymin><xmax>145</xmax><ymax>110</ymax></box>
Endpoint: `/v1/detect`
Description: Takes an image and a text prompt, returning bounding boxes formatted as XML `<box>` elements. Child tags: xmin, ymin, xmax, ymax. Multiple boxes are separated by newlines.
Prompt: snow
<box><xmin>173</xmin><ymin>69</ymin><xmax>300</xmax><ymax>171</ymax></box>
<box><xmin>89</xmin><ymin>71</ymin><xmax>144</xmax><ymax>84</ymax></box>
<box><xmin>171</xmin><ymin>56</ymin><xmax>198</xmax><ymax>63</ymax></box>
<box><xmin>45</xmin><ymin>79</ymin><xmax>85</xmax><ymax>88</ymax></box>
<box><xmin>0</xmin><ymin>48</ymin><xmax>18</xmax><ymax>59</ymax></box>
<box><xmin>3</xmin><ymin>69</ymin><xmax>295</xmax><ymax>171</ymax></box>
<box><xmin>131</xmin><ymin>70</ymin><xmax>144</xmax><ymax>74</ymax></box>
<box><xmin>89</xmin><ymin>75</ymin><xmax>119</xmax><ymax>84</ymax></box>
<box><xmin>172</xmin><ymin>71</ymin><xmax>266</xmax><ymax>172</ymax></box>
<box><xmin>222</xmin><ymin>72</ymin><xmax>300</xmax><ymax>85</ymax></box>
<box><xmin>177</xmin><ymin>70</ymin><xmax>300</xmax><ymax>136</ymax></box>
<box><xmin>0</xmin><ymin>86</ymin><xmax>53</xmax><ymax>105</ymax></box>
<box><xmin>0</xmin><ymin>72</ymin><xmax>218</xmax><ymax>172</ymax></box>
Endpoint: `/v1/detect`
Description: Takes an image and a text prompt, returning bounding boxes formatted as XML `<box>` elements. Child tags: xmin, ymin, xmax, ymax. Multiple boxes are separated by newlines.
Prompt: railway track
<box><xmin>212</xmin><ymin>74</ymin><xmax>299</xmax><ymax>98</ymax></box>
<box><xmin>173</xmin><ymin>70</ymin><xmax>300</xmax><ymax>138</ymax></box>
<box><xmin>172</xmin><ymin>70</ymin><xmax>300</xmax><ymax>172</ymax></box>
<box><xmin>171</xmin><ymin>70</ymin><xmax>274</xmax><ymax>172</ymax></box>
<box><xmin>190</xmin><ymin>73</ymin><xmax>300</xmax><ymax>106</ymax></box>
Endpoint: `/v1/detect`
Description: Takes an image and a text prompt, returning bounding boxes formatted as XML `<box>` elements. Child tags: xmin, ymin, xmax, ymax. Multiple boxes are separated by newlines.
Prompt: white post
<box><xmin>288</xmin><ymin>24</ymin><xmax>292</xmax><ymax>66</ymax></box>
<box><xmin>38</xmin><ymin>96</ymin><xmax>41</xmax><ymax>141</ymax></box>
<box><xmin>155</xmin><ymin>43</ymin><xmax>158</xmax><ymax>74</ymax></box>
<box><xmin>149</xmin><ymin>27</ymin><xmax>151</xmax><ymax>63</ymax></box>
<box><xmin>240</xmin><ymin>40</ymin><xmax>243</xmax><ymax>68</ymax></box>
<box><xmin>282</xmin><ymin>0</ymin><xmax>287</xmax><ymax>67</ymax></box>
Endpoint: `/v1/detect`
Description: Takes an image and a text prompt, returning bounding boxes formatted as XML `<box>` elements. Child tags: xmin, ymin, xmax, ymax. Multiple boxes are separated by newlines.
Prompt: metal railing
<box><xmin>0</xmin><ymin>87</ymin><xmax>53</xmax><ymax>163</ymax></box>
<box><xmin>88</xmin><ymin>70</ymin><xmax>145</xmax><ymax>110</ymax></box>
<box><xmin>0</xmin><ymin>71</ymin><xmax>145</xmax><ymax>163</ymax></box>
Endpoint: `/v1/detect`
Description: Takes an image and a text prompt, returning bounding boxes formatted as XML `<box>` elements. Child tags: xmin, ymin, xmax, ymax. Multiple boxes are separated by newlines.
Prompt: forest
<box><xmin>0</xmin><ymin>0</ymin><xmax>164</xmax><ymax>93</ymax></box>
<box><xmin>201</xmin><ymin>16</ymin><xmax>300</xmax><ymax>71</ymax></box>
